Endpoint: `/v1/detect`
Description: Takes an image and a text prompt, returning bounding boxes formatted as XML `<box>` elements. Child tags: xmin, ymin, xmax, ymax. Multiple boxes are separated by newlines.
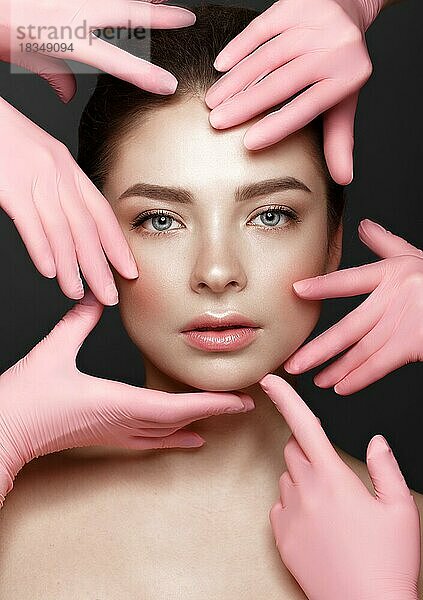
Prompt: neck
<box><xmin>143</xmin><ymin>362</ymin><xmax>295</xmax><ymax>487</ymax></box>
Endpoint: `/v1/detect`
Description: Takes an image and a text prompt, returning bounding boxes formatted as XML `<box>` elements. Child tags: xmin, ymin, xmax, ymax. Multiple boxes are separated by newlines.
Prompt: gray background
<box><xmin>0</xmin><ymin>0</ymin><xmax>422</xmax><ymax>489</ymax></box>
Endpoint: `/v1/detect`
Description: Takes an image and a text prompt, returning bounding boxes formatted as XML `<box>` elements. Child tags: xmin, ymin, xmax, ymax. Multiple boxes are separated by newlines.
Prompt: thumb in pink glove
<box><xmin>0</xmin><ymin>289</ymin><xmax>254</xmax><ymax>508</ymax></box>
<box><xmin>259</xmin><ymin>373</ymin><xmax>420</xmax><ymax>600</ymax></box>
<box><xmin>284</xmin><ymin>219</ymin><xmax>423</xmax><ymax>395</ymax></box>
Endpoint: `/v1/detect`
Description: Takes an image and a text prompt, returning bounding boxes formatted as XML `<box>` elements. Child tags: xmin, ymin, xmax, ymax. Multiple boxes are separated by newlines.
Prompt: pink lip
<box><xmin>181</xmin><ymin>312</ymin><xmax>259</xmax><ymax>332</ymax></box>
<box><xmin>181</xmin><ymin>327</ymin><xmax>259</xmax><ymax>352</ymax></box>
<box><xmin>180</xmin><ymin>313</ymin><xmax>261</xmax><ymax>352</ymax></box>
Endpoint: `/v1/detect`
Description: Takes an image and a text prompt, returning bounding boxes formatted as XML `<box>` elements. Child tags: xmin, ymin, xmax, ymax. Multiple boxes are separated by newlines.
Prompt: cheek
<box><xmin>255</xmin><ymin>229</ymin><xmax>328</xmax><ymax>360</ymax></box>
<box><xmin>112</xmin><ymin>250</ymin><xmax>181</xmax><ymax>347</ymax></box>
<box><xmin>109</xmin><ymin>217</ymin><xmax>177</xmax><ymax>314</ymax></box>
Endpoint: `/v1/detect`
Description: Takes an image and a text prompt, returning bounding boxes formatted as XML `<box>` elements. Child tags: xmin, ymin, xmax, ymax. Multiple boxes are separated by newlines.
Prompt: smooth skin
<box><xmin>205</xmin><ymin>0</ymin><xmax>393</xmax><ymax>185</ymax></box>
<box><xmin>284</xmin><ymin>218</ymin><xmax>423</xmax><ymax>395</ymax></box>
<box><xmin>0</xmin><ymin>0</ymin><xmax>197</xmax><ymax>304</ymax></box>
<box><xmin>104</xmin><ymin>99</ymin><xmax>340</xmax><ymax>394</ymax></box>
<box><xmin>0</xmin><ymin>97</ymin><xmax>421</xmax><ymax>599</ymax></box>
<box><xmin>260</xmin><ymin>373</ymin><xmax>420</xmax><ymax>600</ymax></box>
<box><xmin>103</xmin><ymin>99</ymin><xmax>422</xmax><ymax>597</ymax></box>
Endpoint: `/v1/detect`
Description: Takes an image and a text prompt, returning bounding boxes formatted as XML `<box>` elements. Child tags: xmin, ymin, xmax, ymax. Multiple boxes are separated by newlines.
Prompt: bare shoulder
<box><xmin>334</xmin><ymin>443</ymin><xmax>423</xmax><ymax>596</ymax></box>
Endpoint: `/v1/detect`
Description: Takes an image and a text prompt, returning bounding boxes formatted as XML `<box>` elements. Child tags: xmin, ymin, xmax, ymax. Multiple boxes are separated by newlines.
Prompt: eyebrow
<box><xmin>116</xmin><ymin>176</ymin><xmax>312</xmax><ymax>205</ymax></box>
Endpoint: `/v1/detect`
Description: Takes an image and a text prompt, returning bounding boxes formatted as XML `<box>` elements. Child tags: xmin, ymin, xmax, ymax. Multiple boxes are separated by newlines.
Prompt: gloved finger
<box><xmin>0</xmin><ymin>191</ymin><xmax>56</xmax><ymax>278</ymax></box>
<box><xmin>70</xmin><ymin>0</ymin><xmax>196</xmax><ymax>95</ymax></box>
<box><xmin>32</xmin><ymin>175</ymin><xmax>84</xmax><ymax>298</ymax></box>
<box><xmin>259</xmin><ymin>374</ymin><xmax>339</xmax><ymax>467</ymax></box>
<box><xmin>47</xmin><ymin>289</ymin><xmax>104</xmax><ymax>359</ymax></box>
<box><xmin>207</xmin><ymin>66</ymin><xmax>272</xmax><ymax>113</ymax></box>
<box><xmin>291</xmin><ymin>261</ymin><xmax>384</xmax><ymax>298</ymax></box>
<box><xmin>358</xmin><ymin>219</ymin><xmax>423</xmax><ymax>259</ymax></box>
<box><xmin>210</xmin><ymin>53</ymin><xmax>320</xmax><ymax>129</ymax></box>
<box><xmin>205</xmin><ymin>28</ymin><xmax>309</xmax><ymax>109</ymax></box>
<box><xmin>313</xmin><ymin>310</ymin><xmax>392</xmax><ymax>388</ymax></box>
<box><xmin>332</xmin><ymin>341</ymin><xmax>404</xmax><ymax>396</ymax></box>
<box><xmin>10</xmin><ymin>50</ymin><xmax>76</xmax><ymax>104</ymax></box>
<box><xmin>284</xmin><ymin>292</ymin><xmax>379</xmax><ymax>374</ymax></box>
<box><xmin>72</xmin><ymin>34</ymin><xmax>178</xmax><ymax>94</ymax></box>
<box><xmin>60</xmin><ymin>172</ymin><xmax>119</xmax><ymax>306</ymax></box>
<box><xmin>323</xmin><ymin>92</ymin><xmax>358</xmax><ymax>185</ymax></box>
<box><xmin>77</xmin><ymin>173</ymin><xmax>138</xmax><ymax>280</ymax></box>
<box><xmin>366</xmin><ymin>435</ymin><xmax>414</xmax><ymax>504</ymax></box>
<box><xmin>278</xmin><ymin>470</ymin><xmax>295</xmax><ymax>509</ymax></box>
<box><xmin>129</xmin><ymin>401</ymin><xmax>254</xmax><ymax>430</ymax></box>
<box><xmin>85</xmin><ymin>0</ymin><xmax>196</xmax><ymax>30</ymax></box>
<box><xmin>94</xmin><ymin>379</ymin><xmax>255</xmax><ymax>424</ymax></box>
<box><xmin>243</xmin><ymin>78</ymin><xmax>352</xmax><ymax>150</ymax></box>
<box><xmin>212</xmin><ymin>3</ymin><xmax>297</xmax><ymax>72</ymax></box>
<box><xmin>283</xmin><ymin>434</ymin><xmax>311</xmax><ymax>484</ymax></box>
<box><xmin>122</xmin><ymin>430</ymin><xmax>205</xmax><ymax>450</ymax></box>
<box><xmin>134</xmin><ymin>425</ymin><xmax>183</xmax><ymax>436</ymax></box>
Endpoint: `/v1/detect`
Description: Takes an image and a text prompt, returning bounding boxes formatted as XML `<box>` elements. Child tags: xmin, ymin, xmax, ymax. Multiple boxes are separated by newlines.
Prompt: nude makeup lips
<box><xmin>180</xmin><ymin>313</ymin><xmax>261</xmax><ymax>352</ymax></box>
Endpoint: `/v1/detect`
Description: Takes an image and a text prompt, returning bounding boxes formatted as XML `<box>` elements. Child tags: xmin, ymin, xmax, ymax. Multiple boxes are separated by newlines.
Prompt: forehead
<box><xmin>109</xmin><ymin>98</ymin><xmax>325</xmax><ymax>197</ymax></box>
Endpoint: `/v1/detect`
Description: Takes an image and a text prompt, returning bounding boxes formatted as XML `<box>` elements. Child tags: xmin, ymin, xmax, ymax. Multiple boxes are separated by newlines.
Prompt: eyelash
<box><xmin>129</xmin><ymin>205</ymin><xmax>302</xmax><ymax>236</ymax></box>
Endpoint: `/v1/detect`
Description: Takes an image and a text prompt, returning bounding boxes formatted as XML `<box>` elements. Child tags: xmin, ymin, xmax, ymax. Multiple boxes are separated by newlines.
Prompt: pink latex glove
<box><xmin>0</xmin><ymin>289</ymin><xmax>254</xmax><ymax>509</ymax></box>
<box><xmin>259</xmin><ymin>373</ymin><xmax>421</xmax><ymax>600</ymax></box>
<box><xmin>0</xmin><ymin>0</ymin><xmax>196</xmax><ymax>304</ymax></box>
<box><xmin>0</xmin><ymin>0</ymin><xmax>196</xmax><ymax>102</ymax></box>
<box><xmin>284</xmin><ymin>218</ymin><xmax>423</xmax><ymax>395</ymax></box>
<box><xmin>204</xmin><ymin>0</ymin><xmax>386</xmax><ymax>185</ymax></box>
<box><xmin>0</xmin><ymin>97</ymin><xmax>140</xmax><ymax>305</ymax></box>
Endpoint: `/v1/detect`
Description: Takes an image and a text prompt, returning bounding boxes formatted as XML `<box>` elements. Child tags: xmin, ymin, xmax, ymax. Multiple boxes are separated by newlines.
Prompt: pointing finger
<box><xmin>259</xmin><ymin>374</ymin><xmax>338</xmax><ymax>465</ymax></box>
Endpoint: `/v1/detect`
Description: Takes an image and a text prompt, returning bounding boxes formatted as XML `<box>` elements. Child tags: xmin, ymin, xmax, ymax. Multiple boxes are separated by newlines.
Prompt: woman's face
<box><xmin>103</xmin><ymin>99</ymin><xmax>341</xmax><ymax>392</ymax></box>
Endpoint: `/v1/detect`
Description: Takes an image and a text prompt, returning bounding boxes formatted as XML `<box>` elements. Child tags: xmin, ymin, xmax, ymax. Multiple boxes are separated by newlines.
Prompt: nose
<box><xmin>190</xmin><ymin>232</ymin><xmax>247</xmax><ymax>295</ymax></box>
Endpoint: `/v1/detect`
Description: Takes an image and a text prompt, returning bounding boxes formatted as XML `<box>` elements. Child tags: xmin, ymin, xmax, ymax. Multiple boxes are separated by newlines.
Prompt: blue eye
<box><xmin>130</xmin><ymin>210</ymin><xmax>183</xmax><ymax>233</ymax></box>
<box><xmin>130</xmin><ymin>204</ymin><xmax>300</xmax><ymax>235</ymax></box>
<box><xmin>248</xmin><ymin>206</ymin><xmax>299</xmax><ymax>229</ymax></box>
<box><xmin>252</xmin><ymin>209</ymin><xmax>285</xmax><ymax>227</ymax></box>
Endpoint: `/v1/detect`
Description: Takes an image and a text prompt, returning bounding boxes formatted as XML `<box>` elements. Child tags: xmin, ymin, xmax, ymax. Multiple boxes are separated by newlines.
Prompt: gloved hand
<box><xmin>0</xmin><ymin>0</ymin><xmax>196</xmax><ymax>303</ymax></box>
<box><xmin>284</xmin><ymin>219</ymin><xmax>423</xmax><ymax>395</ymax></box>
<box><xmin>205</xmin><ymin>0</ymin><xmax>386</xmax><ymax>185</ymax></box>
<box><xmin>259</xmin><ymin>373</ymin><xmax>420</xmax><ymax>600</ymax></box>
<box><xmin>0</xmin><ymin>96</ymin><xmax>140</xmax><ymax>305</ymax></box>
<box><xmin>0</xmin><ymin>289</ymin><xmax>254</xmax><ymax>508</ymax></box>
<box><xmin>0</xmin><ymin>0</ymin><xmax>196</xmax><ymax>101</ymax></box>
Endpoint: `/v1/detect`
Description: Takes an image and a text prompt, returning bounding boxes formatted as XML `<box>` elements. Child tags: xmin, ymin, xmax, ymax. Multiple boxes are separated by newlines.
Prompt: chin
<box><xmin>144</xmin><ymin>343</ymin><xmax>296</xmax><ymax>392</ymax></box>
<box><xmin>187</xmin><ymin>376</ymin><xmax>261</xmax><ymax>393</ymax></box>
<box><xmin>162</xmin><ymin>362</ymin><xmax>278</xmax><ymax>392</ymax></box>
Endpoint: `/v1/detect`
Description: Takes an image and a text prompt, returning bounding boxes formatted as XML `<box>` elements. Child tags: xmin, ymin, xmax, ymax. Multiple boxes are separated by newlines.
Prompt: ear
<box><xmin>326</xmin><ymin>222</ymin><xmax>343</xmax><ymax>274</ymax></box>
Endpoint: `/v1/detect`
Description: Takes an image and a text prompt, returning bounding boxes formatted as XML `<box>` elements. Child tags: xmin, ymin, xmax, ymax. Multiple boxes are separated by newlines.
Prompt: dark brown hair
<box><xmin>77</xmin><ymin>2</ymin><xmax>345</xmax><ymax>245</ymax></box>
